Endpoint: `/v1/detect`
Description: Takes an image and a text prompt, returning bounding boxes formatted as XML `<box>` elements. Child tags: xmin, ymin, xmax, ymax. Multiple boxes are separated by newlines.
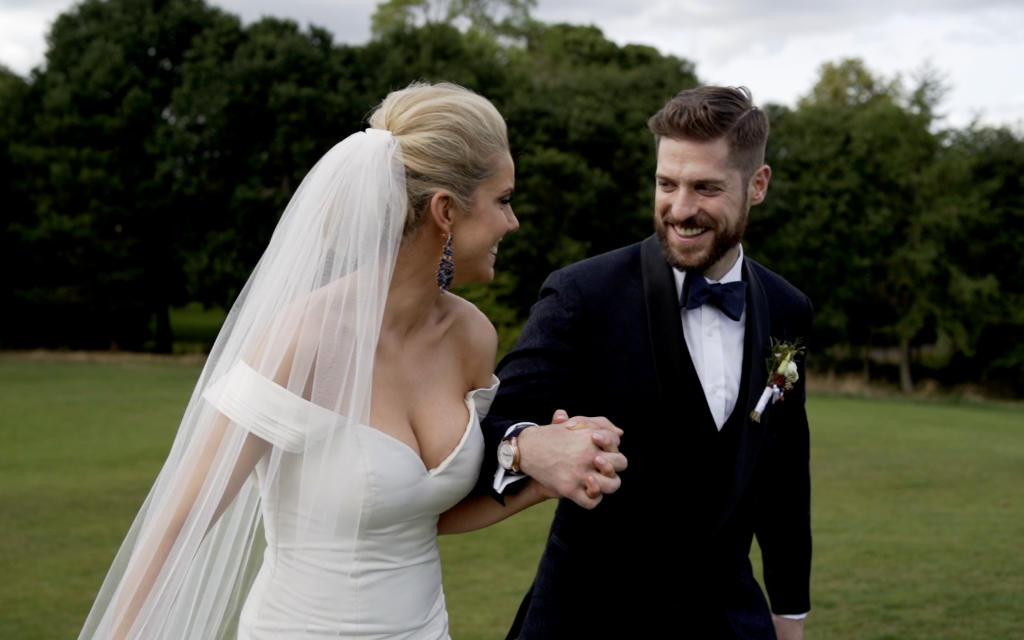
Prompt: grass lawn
<box><xmin>1</xmin><ymin>356</ymin><xmax>1021</xmax><ymax>639</ymax></box>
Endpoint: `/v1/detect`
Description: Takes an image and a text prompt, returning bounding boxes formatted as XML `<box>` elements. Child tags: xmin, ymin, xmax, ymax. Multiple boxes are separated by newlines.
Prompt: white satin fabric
<box><xmin>206</xmin><ymin>362</ymin><xmax>498</xmax><ymax>640</ymax></box>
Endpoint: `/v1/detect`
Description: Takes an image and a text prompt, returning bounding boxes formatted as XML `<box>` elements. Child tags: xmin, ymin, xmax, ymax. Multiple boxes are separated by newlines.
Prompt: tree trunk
<box><xmin>154</xmin><ymin>304</ymin><xmax>173</xmax><ymax>354</ymax></box>
<box><xmin>899</xmin><ymin>337</ymin><xmax>914</xmax><ymax>394</ymax></box>
<box><xmin>862</xmin><ymin>332</ymin><xmax>873</xmax><ymax>383</ymax></box>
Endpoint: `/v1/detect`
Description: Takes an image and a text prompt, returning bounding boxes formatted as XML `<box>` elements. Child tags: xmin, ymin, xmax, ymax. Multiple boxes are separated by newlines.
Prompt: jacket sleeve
<box><xmin>474</xmin><ymin>268</ymin><xmax>587</xmax><ymax>500</ymax></box>
<box><xmin>754</xmin><ymin>293</ymin><xmax>814</xmax><ymax>616</ymax></box>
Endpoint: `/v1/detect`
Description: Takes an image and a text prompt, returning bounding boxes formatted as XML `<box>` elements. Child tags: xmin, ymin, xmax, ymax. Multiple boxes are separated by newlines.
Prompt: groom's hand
<box><xmin>516</xmin><ymin>411</ymin><xmax>627</xmax><ymax>510</ymax></box>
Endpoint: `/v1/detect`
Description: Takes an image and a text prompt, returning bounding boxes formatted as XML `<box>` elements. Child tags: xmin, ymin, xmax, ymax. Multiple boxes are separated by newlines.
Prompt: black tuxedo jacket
<box><xmin>478</xmin><ymin>236</ymin><xmax>813</xmax><ymax>639</ymax></box>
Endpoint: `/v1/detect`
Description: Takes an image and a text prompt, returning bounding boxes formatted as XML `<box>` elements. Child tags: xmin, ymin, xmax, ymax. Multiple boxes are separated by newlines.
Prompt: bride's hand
<box><xmin>528</xmin><ymin>478</ymin><xmax>560</xmax><ymax>501</ymax></box>
<box><xmin>552</xmin><ymin>408</ymin><xmax>624</xmax><ymax>433</ymax></box>
<box><xmin>552</xmin><ymin>409</ymin><xmax>624</xmax><ymax>451</ymax></box>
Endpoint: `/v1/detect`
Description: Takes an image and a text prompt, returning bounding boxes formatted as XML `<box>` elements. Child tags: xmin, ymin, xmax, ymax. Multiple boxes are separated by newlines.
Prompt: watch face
<box><xmin>497</xmin><ymin>441</ymin><xmax>515</xmax><ymax>470</ymax></box>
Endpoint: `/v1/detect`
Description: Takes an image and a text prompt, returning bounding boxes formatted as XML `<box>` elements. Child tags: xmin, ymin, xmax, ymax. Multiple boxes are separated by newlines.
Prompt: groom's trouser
<box><xmin>506</xmin><ymin>537</ymin><xmax>776</xmax><ymax>639</ymax></box>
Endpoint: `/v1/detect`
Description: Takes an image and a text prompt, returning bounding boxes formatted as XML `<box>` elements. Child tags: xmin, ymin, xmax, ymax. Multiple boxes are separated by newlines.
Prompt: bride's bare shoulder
<box><xmin>444</xmin><ymin>294</ymin><xmax>498</xmax><ymax>386</ymax></box>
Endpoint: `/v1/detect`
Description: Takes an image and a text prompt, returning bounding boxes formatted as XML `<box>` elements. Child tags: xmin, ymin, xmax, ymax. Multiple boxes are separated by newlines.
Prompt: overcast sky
<box><xmin>2</xmin><ymin>0</ymin><xmax>1022</xmax><ymax>128</ymax></box>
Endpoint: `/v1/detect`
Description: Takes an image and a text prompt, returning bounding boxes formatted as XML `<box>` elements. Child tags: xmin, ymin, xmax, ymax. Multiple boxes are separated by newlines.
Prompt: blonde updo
<box><xmin>369</xmin><ymin>82</ymin><xmax>509</xmax><ymax>238</ymax></box>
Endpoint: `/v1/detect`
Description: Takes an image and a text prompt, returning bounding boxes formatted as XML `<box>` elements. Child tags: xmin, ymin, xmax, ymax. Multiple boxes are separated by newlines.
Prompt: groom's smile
<box><xmin>671</xmin><ymin>225</ymin><xmax>709</xmax><ymax>239</ymax></box>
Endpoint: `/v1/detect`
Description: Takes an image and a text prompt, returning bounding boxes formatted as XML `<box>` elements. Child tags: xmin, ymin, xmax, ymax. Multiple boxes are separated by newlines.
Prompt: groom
<box><xmin>479</xmin><ymin>86</ymin><xmax>812</xmax><ymax>639</ymax></box>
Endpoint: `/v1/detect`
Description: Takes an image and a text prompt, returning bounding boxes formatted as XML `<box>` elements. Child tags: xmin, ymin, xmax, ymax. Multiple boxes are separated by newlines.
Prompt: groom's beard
<box><xmin>655</xmin><ymin>202</ymin><xmax>749</xmax><ymax>274</ymax></box>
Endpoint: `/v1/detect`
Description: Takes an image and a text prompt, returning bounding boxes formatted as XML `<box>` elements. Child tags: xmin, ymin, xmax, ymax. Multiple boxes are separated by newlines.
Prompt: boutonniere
<box><xmin>750</xmin><ymin>338</ymin><xmax>805</xmax><ymax>423</ymax></box>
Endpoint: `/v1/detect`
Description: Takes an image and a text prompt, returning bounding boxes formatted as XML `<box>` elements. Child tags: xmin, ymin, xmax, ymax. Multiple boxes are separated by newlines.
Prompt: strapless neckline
<box><xmin>357</xmin><ymin>375</ymin><xmax>499</xmax><ymax>476</ymax></box>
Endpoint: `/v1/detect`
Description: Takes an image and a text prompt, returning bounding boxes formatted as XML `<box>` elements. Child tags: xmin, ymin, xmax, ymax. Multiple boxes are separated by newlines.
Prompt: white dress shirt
<box><xmin>674</xmin><ymin>245</ymin><xmax>746</xmax><ymax>431</ymax></box>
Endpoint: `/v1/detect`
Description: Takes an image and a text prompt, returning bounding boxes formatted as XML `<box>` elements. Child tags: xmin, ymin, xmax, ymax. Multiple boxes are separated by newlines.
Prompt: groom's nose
<box><xmin>669</xmin><ymin>187</ymin><xmax>701</xmax><ymax>220</ymax></box>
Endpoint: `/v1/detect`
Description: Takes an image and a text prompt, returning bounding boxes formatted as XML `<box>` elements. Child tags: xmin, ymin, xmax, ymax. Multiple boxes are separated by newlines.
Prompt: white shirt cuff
<box><xmin>776</xmin><ymin>613</ymin><xmax>808</xmax><ymax>620</ymax></box>
<box><xmin>492</xmin><ymin>422</ymin><xmax>536</xmax><ymax>493</ymax></box>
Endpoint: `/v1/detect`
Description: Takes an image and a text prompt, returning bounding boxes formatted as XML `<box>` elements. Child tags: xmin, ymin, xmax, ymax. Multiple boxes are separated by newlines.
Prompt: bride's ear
<box><xmin>427</xmin><ymin>190</ymin><xmax>458</xmax><ymax>235</ymax></box>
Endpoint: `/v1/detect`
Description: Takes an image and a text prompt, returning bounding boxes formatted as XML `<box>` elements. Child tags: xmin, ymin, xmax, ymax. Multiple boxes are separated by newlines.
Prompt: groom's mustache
<box><xmin>660</xmin><ymin>212</ymin><xmax>719</xmax><ymax>230</ymax></box>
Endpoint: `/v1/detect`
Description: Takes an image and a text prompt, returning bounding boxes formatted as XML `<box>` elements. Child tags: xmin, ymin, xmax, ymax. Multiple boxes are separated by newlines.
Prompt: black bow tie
<box><xmin>681</xmin><ymin>273</ymin><xmax>747</xmax><ymax>321</ymax></box>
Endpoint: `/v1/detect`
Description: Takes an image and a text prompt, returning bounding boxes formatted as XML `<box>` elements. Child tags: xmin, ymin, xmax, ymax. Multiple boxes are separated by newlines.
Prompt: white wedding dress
<box><xmin>204</xmin><ymin>361</ymin><xmax>498</xmax><ymax>640</ymax></box>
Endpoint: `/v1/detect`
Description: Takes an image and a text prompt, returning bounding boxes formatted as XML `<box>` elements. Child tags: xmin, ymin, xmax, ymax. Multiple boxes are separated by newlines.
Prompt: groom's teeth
<box><xmin>676</xmin><ymin>226</ymin><xmax>706</xmax><ymax>237</ymax></box>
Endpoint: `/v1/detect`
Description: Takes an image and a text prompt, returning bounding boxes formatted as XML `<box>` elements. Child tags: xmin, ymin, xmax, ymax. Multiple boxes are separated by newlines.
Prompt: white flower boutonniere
<box><xmin>750</xmin><ymin>338</ymin><xmax>805</xmax><ymax>423</ymax></box>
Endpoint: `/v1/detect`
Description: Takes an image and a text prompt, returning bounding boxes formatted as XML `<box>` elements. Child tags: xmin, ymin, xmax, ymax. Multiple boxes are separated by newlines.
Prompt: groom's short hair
<box><xmin>648</xmin><ymin>86</ymin><xmax>769</xmax><ymax>181</ymax></box>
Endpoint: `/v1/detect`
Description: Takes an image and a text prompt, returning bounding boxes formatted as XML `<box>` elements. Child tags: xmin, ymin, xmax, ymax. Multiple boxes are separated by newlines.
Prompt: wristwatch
<box><xmin>497</xmin><ymin>436</ymin><xmax>521</xmax><ymax>472</ymax></box>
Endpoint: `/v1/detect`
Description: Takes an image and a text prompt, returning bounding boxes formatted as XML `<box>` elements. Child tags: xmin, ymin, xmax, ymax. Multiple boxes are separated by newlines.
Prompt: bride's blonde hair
<box><xmin>369</xmin><ymin>82</ymin><xmax>509</xmax><ymax>237</ymax></box>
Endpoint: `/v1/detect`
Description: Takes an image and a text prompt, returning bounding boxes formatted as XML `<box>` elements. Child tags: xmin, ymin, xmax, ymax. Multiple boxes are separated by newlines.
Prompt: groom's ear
<box><xmin>747</xmin><ymin>164</ymin><xmax>771</xmax><ymax>206</ymax></box>
<box><xmin>427</xmin><ymin>190</ymin><xmax>458</xmax><ymax>235</ymax></box>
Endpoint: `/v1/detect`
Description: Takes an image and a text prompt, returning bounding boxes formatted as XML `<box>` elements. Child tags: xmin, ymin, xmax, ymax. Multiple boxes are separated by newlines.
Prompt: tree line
<box><xmin>754</xmin><ymin>60</ymin><xmax>1024</xmax><ymax>392</ymax></box>
<box><xmin>0</xmin><ymin>0</ymin><xmax>1021</xmax><ymax>393</ymax></box>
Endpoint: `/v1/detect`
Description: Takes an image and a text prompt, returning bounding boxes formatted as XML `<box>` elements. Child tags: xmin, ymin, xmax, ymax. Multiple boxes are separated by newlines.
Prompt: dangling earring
<box><xmin>436</xmin><ymin>233</ymin><xmax>454</xmax><ymax>293</ymax></box>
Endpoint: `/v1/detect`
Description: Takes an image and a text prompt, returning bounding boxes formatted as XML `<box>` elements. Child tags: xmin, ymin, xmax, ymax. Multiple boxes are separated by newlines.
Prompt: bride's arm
<box><xmin>109</xmin><ymin>320</ymin><xmax>307</xmax><ymax>639</ymax></box>
<box><xmin>109</xmin><ymin>415</ymin><xmax>269</xmax><ymax>640</ymax></box>
<box><xmin>437</xmin><ymin>424</ymin><xmax>613</xmax><ymax>535</ymax></box>
<box><xmin>438</xmin><ymin>479</ymin><xmax>555</xmax><ymax>534</ymax></box>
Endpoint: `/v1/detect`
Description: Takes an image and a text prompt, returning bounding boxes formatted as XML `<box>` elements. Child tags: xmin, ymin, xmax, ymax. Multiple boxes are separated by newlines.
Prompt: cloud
<box><xmin>1</xmin><ymin>0</ymin><xmax>1021</xmax><ymax>126</ymax></box>
<box><xmin>0</xmin><ymin>0</ymin><xmax>67</xmax><ymax>73</ymax></box>
<box><xmin>535</xmin><ymin>0</ymin><xmax>1020</xmax><ymax>65</ymax></box>
<box><xmin>531</xmin><ymin>0</ymin><xmax>1024</xmax><ymax>126</ymax></box>
<box><xmin>690</xmin><ymin>6</ymin><xmax>1024</xmax><ymax>127</ymax></box>
<box><xmin>0</xmin><ymin>0</ymin><xmax>378</xmax><ymax>74</ymax></box>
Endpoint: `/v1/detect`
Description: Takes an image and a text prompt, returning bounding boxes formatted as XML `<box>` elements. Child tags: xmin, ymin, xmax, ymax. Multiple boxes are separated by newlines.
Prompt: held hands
<box><xmin>516</xmin><ymin>409</ymin><xmax>627</xmax><ymax>509</ymax></box>
<box><xmin>560</xmin><ymin>411</ymin><xmax>623</xmax><ymax>501</ymax></box>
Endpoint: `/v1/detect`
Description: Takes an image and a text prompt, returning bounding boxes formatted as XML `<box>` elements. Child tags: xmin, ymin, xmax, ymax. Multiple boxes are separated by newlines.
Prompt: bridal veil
<box><xmin>78</xmin><ymin>128</ymin><xmax>407</xmax><ymax>640</ymax></box>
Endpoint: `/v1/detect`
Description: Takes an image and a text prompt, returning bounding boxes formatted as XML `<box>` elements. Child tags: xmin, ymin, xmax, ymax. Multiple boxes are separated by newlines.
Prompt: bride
<box><xmin>77</xmin><ymin>82</ymin><xmax>609</xmax><ymax>640</ymax></box>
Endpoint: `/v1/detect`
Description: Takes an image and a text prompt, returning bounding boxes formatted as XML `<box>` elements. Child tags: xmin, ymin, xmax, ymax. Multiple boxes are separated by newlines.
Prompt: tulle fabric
<box><xmin>78</xmin><ymin>129</ymin><xmax>406</xmax><ymax>640</ymax></box>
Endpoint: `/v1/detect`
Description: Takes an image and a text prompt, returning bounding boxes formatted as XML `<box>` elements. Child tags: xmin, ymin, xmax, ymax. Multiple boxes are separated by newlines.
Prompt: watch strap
<box><xmin>503</xmin><ymin>423</ymin><xmax>531</xmax><ymax>441</ymax></box>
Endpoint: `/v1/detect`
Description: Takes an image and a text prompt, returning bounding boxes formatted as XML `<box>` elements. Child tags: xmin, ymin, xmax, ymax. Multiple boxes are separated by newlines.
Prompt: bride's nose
<box><xmin>507</xmin><ymin>209</ymin><xmax>520</xmax><ymax>233</ymax></box>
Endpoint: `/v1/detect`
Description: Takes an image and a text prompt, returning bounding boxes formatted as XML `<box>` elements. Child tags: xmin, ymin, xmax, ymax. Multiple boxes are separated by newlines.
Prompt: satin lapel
<box><xmin>711</xmin><ymin>258</ymin><xmax>772</xmax><ymax>536</ymax></box>
<box><xmin>640</xmin><ymin>236</ymin><xmax>715</xmax><ymax>429</ymax></box>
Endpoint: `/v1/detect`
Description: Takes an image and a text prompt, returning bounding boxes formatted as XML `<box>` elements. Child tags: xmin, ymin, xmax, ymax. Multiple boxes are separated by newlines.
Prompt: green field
<box><xmin>1</xmin><ymin>356</ymin><xmax>1022</xmax><ymax>639</ymax></box>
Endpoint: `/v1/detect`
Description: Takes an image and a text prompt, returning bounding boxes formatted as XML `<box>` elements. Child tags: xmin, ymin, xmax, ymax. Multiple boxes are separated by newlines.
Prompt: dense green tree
<box><xmin>798</xmin><ymin>58</ymin><xmax>900</xmax><ymax>108</ymax></box>
<box><xmin>752</xmin><ymin>59</ymin><xmax>1007</xmax><ymax>391</ymax></box>
<box><xmin>162</xmin><ymin>16</ymin><xmax>369</xmax><ymax>307</ymax></box>
<box><xmin>8</xmin><ymin>0</ymin><xmax>229</xmax><ymax>350</ymax></box>
<box><xmin>3</xmin><ymin>1</ymin><xmax>1020</xmax><ymax>393</ymax></box>
<box><xmin>371</xmin><ymin>0</ymin><xmax>537</xmax><ymax>37</ymax></box>
<box><xmin>359</xmin><ymin>22</ymin><xmax>511</xmax><ymax>104</ymax></box>
<box><xmin>496</xmin><ymin>23</ymin><xmax>698</xmax><ymax>313</ymax></box>
<box><xmin>346</xmin><ymin>18</ymin><xmax>697</xmax><ymax>326</ymax></box>
<box><xmin>946</xmin><ymin>126</ymin><xmax>1024</xmax><ymax>388</ymax></box>
<box><xmin>165</xmin><ymin>16</ymin><xmax>518</xmax><ymax>311</ymax></box>
<box><xmin>0</xmin><ymin>66</ymin><xmax>32</xmax><ymax>349</ymax></box>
